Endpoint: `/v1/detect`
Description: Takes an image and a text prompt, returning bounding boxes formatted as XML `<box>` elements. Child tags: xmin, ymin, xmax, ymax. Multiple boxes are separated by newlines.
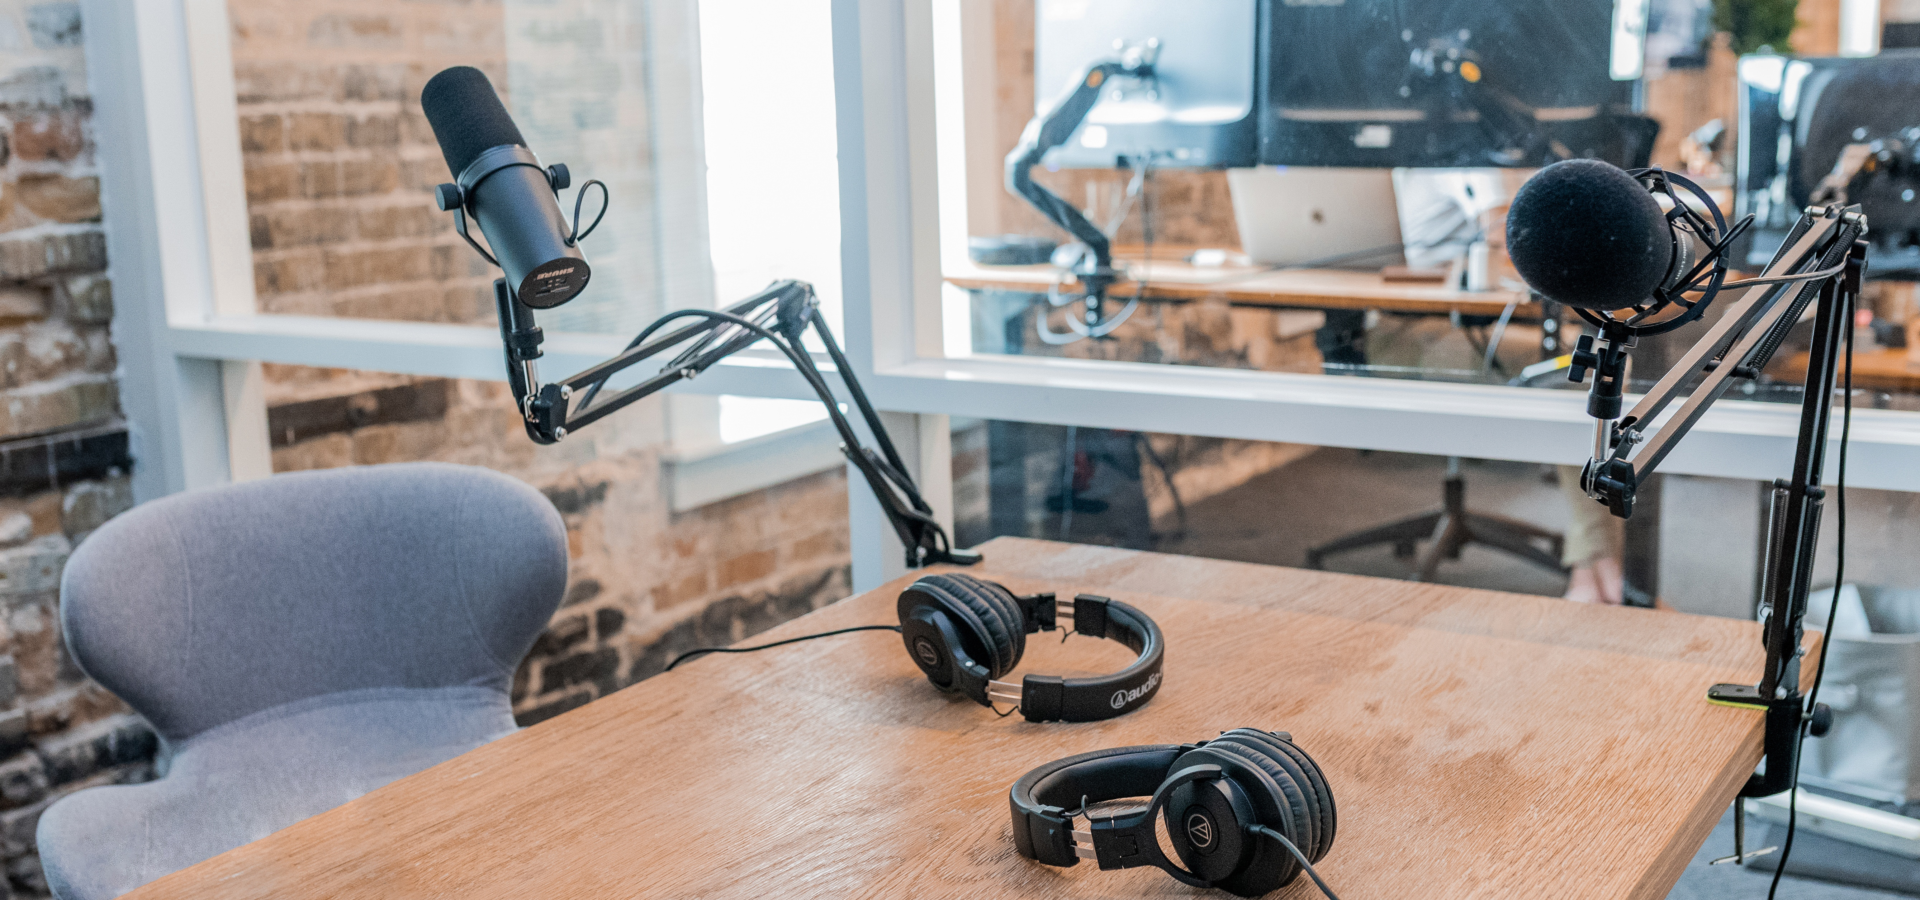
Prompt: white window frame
<box><xmin>89</xmin><ymin>0</ymin><xmax>1920</xmax><ymax>596</ymax></box>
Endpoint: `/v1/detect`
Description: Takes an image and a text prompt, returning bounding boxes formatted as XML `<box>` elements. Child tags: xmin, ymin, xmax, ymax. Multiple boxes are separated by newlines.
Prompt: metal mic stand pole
<box><xmin>1708</xmin><ymin>240</ymin><xmax>1856</xmax><ymax>795</ymax></box>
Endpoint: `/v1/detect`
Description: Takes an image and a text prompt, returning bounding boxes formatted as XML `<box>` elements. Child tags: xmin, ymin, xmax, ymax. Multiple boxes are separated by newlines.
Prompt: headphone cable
<box><xmin>665</xmin><ymin>625</ymin><xmax>902</xmax><ymax>672</ymax></box>
<box><xmin>1249</xmin><ymin>825</ymin><xmax>1342</xmax><ymax>900</ymax></box>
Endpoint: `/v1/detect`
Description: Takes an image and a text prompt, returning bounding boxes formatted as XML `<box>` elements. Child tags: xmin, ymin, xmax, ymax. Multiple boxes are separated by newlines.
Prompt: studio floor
<box><xmin>1670</xmin><ymin>809</ymin><xmax>1908</xmax><ymax>899</ymax></box>
<box><xmin>1157</xmin><ymin>447</ymin><xmax>1573</xmax><ymax>597</ymax></box>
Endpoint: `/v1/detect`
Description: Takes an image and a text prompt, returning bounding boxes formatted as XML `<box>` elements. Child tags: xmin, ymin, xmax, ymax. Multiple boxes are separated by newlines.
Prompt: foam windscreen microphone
<box><xmin>1505</xmin><ymin>159</ymin><xmax>1678</xmax><ymax>312</ymax></box>
<box><xmin>421</xmin><ymin>66</ymin><xmax>590</xmax><ymax>309</ymax></box>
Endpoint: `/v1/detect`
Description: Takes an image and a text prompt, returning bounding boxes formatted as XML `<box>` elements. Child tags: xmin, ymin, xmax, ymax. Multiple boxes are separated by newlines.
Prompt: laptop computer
<box><xmin>1227</xmin><ymin>166</ymin><xmax>1404</xmax><ymax>268</ymax></box>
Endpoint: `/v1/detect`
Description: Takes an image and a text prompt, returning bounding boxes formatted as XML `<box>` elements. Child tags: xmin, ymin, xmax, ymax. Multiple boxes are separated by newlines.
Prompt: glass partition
<box><xmin>953</xmin><ymin>416</ymin><xmax>1920</xmax><ymax>622</ymax></box>
<box><xmin>935</xmin><ymin>1</ymin><xmax>1920</xmax><ymax>414</ymax></box>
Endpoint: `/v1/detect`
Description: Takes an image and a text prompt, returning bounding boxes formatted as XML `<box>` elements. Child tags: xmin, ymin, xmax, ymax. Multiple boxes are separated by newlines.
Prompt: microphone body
<box><xmin>422</xmin><ymin>67</ymin><xmax>590</xmax><ymax>309</ymax></box>
<box><xmin>1505</xmin><ymin>159</ymin><xmax>1675</xmax><ymax>311</ymax></box>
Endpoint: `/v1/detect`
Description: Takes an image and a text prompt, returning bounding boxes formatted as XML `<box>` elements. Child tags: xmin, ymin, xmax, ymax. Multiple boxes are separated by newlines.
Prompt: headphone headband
<box><xmin>1017</xmin><ymin>594</ymin><xmax>1164</xmax><ymax>722</ymax></box>
<box><xmin>897</xmin><ymin>575</ymin><xmax>1165</xmax><ymax>723</ymax></box>
<box><xmin>1008</xmin><ymin>743</ymin><xmax>1185</xmax><ymax>866</ymax></box>
<box><xmin>1009</xmin><ymin>732</ymin><xmax>1340</xmax><ymax>898</ymax></box>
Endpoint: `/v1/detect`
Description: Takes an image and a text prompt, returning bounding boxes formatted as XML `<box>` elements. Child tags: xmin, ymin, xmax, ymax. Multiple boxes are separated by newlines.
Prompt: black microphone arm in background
<box><xmin>493</xmin><ymin>276</ymin><xmax>980</xmax><ymax>571</ymax></box>
<box><xmin>1570</xmin><ymin>195</ymin><xmax>1867</xmax><ymax>799</ymax></box>
<box><xmin>1004</xmin><ymin>40</ymin><xmax>1157</xmax><ymax>342</ymax></box>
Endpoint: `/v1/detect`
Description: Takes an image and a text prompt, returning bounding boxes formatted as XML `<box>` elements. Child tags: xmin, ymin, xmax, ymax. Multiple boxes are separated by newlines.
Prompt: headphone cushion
<box><xmin>909</xmin><ymin>574</ymin><xmax>1026</xmax><ymax>679</ymax></box>
<box><xmin>1207</xmin><ymin>730</ymin><xmax>1334</xmax><ymax>862</ymax></box>
<box><xmin>1245</xmin><ymin>732</ymin><xmax>1337</xmax><ymax>856</ymax></box>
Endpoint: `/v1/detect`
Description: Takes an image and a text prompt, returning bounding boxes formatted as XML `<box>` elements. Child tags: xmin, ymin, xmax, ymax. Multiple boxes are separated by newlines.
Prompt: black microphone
<box><xmin>421</xmin><ymin>66</ymin><xmax>590</xmax><ymax>309</ymax></box>
<box><xmin>1506</xmin><ymin>159</ymin><xmax>1684</xmax><ymax>312</ymax></box>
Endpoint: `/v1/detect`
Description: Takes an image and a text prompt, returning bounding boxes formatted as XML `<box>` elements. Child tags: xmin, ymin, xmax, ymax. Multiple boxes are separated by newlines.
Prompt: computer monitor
<box><xmin>1031</xmin><ymin>0</ymin><xmax>1260</xmax><ymax>169</ymax></box>
<box><xmin>1259</xmin><ymin>0</ymin><xmax>1653</xmax><ymax>168</ymax></box>
<box><xmin>1735</xmin><ymin>51</ymin><xmax>1920</xmax><ymax>274</ymax></box>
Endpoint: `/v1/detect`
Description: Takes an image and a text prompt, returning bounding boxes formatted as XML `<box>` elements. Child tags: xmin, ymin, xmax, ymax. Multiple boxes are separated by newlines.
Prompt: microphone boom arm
<box><xmin>1580</xmin><ymin>207</ymin><xmax>1863</xmax><ymax>518</ymax></box>
<box><xmin>494</xmin><ymin>278</ymin><xmax>981</xmax><ymax>570</ymax></box>
<box><xmin>1574</xmin><ymin>202</ymin><xmax>1866</xmax><ymax>798</ymax></box>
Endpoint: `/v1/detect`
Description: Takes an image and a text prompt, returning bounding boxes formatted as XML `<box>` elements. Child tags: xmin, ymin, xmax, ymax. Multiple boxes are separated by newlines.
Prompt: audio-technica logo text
<box><xmin>1110</xmin><ymin>672</ymin><xmax>1161</xmax><ymax>709</ymax></box>
<box><xmin>1186</xmin><ymin>812</ymin><xmax>1215</xmax><ymax>850</ymax></box>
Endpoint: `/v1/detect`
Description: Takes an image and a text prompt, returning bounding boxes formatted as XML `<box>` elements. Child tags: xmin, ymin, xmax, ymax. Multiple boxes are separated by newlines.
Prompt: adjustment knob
<box><xmin>434</xmin><ymin>183</ymin><xmax>464</xmax><ymax>212</ymax></box>
<box><xmin>1568</xmin><ymin>334</ymin><xmax>1599</xmax><ymax>384</ymax></box>
<box><xmin>547</xmin><ymin>163</ymin><xmax>570</xmax><ymax>191</ymax></box>
<box><xmin>1809</xmin><ymin>702</ymin><xmax>1834</xmax><ymax>738</ymax></box>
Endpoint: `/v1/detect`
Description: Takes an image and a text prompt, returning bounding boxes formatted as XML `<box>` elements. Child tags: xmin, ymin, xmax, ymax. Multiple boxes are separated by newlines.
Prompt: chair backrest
<box><xmin>60</xmin><ymin>463</ymin><xmax>567</xmax><ymax>743</ymax></box>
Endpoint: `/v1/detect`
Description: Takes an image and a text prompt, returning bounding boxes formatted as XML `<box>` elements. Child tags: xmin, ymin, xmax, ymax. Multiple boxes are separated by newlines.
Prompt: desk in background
<box><xmin>131</xmin><ymin>538</ymin><xmax>1785</xmax><ymax>900</ymax></box>
<box><xmin>945</xmin><ymin>255</ymin><xmax>1537</xmax><ymax>318</ymax></box>
<box><xmin>948</xmin><ymin>251</ymin><xmax>1557</xmax><ymax>376</ymax></box>
<box><xmin>1775</xmin><ymin>346</ymin><xmax>1920</xmax><ymax>395</ymax></box>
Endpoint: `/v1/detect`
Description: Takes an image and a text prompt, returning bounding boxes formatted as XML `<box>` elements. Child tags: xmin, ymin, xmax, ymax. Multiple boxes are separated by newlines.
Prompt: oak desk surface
<box><xmin>131</xmin><ymin>538</ymin><xmax>1779</xmax><ymax>900</ymax></box>
<box><xmin>946</xmin><ymin>257</ymin><xmax>1536</xmax><ymax>318</ymax></box>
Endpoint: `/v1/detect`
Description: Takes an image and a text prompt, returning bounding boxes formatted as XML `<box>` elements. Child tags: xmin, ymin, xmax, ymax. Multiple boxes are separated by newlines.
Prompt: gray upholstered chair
<box><xmin>37</xmin><ymin>463</ymin><xmax>567</xmax><ymax>899</ymax></box>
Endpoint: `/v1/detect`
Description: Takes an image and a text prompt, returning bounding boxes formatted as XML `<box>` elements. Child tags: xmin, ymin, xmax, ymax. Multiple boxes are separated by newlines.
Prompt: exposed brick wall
<box><xmin>0</xmin><ymin>463</ymin><xmax>151</xmax><ymax>899</ymax></box>
<box><xmin>1794</xmin><ymin>0</ymin><xmax>1843</xmax><ymax>54</ymax></box>
<box><xmin>1642</xmin><ymin>34</ymin><xmax>1740</xmax><ymax>171</ymax></box>
<box><xmin>0</xmin><ymin>2</ymin><xmax>158</xmax><ymax>895</ymax></box>
<box><xmin>514</xmin><ymin>465</ymin><xmax>851</xmax><ymax>723</ymax></box>
<box><xmin>231</xmin><ymin>1</ymin><xmax>502</xmax><ymax>323</ymax></box>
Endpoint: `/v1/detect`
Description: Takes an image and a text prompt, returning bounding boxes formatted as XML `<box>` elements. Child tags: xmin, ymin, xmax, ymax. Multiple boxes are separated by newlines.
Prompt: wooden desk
<box><xmin>1774</xmin><ymin>346</ymin><xmax>1920</xmax><ymax>394</ymax></box>
<box><xmin>131</xmin><ymin>538</ymin><xmax>1784</xmax><ymax>900</ymax></box>
<box><xmin>946</xmin><ymin>257</ymin><xmax>1536</xmax><ymax>318</ymax></box>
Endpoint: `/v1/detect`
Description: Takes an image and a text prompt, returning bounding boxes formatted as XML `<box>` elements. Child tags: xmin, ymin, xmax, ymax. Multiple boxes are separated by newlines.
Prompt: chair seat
<box><xmin>40</xmin><ymin>685</ymin><xmax>516</xmax><ymax>900</ymax></box>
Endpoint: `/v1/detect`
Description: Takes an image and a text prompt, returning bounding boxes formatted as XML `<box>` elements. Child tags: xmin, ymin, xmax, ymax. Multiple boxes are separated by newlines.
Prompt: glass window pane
<box><xmin>231</xmin><ymin>0</ymin><xmax>840</xmax><ymax>335</ymax></box>
<box><xmin>698</xmin><ymin>0</ymin><xmax>842</xmax><ymax>333</ymax></box>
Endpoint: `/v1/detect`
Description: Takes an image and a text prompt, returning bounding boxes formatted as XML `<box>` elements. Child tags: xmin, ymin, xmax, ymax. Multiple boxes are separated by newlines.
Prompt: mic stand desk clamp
<box><xmin>491</xmin><ymin>277</ymin><xmax>980</xmax><ymax>571</ymax></box>
<box><xmin>1569</xmin><ymin>201</ymin><xmax>1862</xmax><ymax>800</ymax></box>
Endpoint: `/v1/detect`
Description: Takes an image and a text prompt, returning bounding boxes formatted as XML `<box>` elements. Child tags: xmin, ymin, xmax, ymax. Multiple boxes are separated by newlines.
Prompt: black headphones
<box><xmin>1009</xmin><ymin>730</ymin><xmax>1338</xmax><ymax>898</ymax></box>
<box><xmin>897</xmin><ymin>573</ymin><xmax>1164</xmax><ymax>722</ymax></box>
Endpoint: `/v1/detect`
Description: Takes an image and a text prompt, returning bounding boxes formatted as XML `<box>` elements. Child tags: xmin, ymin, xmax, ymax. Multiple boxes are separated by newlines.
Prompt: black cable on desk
<box><xmin>665</xmin><ymin>625</ymin><xmax>902</xmax><ymax>672</ymax></box>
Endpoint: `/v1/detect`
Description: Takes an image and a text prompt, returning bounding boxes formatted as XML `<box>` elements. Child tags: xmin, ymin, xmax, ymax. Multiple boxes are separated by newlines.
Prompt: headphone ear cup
<box><xmin>1231</xmin><ymin>730</ymin><xmax>1337</xmax><ymax>858</ymax></box>
<box><xmin>1162</xmin><ymin>771</ymin><xmax>1258</xmax><ymax>886</ymax></box>
<box><xmin>1172</xmin><ymin>730</ymin><xmax>1335</xmax><ymax>897</ymax></box>
<box><xmin>900</xmin><ymin>573</ymin><xmax>1025</xmax><ymax>679</ymax></box>
<box><xmin>1193</xmin><ymin>743</ymin><xmax>1308</xmax><ymax>887</ymax></box>
<box><xmin>1210</xmin><ymin>729</ymin><xmax>1336</xmax><ymax>863</ymax></box>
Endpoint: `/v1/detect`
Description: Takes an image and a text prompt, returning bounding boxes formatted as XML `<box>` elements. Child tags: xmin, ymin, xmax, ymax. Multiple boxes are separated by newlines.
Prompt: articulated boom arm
<box><xmin>1004</xmin><ymin>42</ymin><xmax>1157</xmax><ymax>331</ymax></box>
<box><xmin>494</xmin><ymin>278</ymin><xmax>979</xmax><ymax>571</ymax></box>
